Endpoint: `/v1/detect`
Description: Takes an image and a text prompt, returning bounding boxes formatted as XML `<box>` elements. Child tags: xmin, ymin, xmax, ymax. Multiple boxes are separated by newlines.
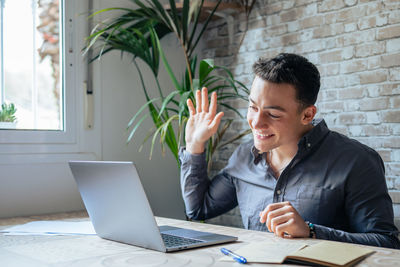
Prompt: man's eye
<box><xmin>269</xmin><ymin>113</ymin><xmax>280</xmax><ymax>119</ymax></box>
<box><xmin>248</xmin><ymin>105</ymin><xmax>257</xmax><ymax>111</ymax></box>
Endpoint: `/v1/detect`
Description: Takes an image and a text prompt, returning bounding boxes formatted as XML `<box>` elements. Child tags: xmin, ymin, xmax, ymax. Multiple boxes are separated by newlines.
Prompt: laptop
<box><xmin>68</xmin><ymin>161</ymin><xmax>237</xmax><ymax>252</ymax></box>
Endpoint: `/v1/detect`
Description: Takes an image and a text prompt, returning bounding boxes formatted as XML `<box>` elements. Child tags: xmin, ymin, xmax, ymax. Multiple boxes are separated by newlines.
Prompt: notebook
<box><xmin>220</xmin><ymin>241</ymin><xmax>374</xmax><ymax>267</ymax></box>
<box><xmin>68</xmin><ymin>161</ymin><xmax>237</xmax><ymax>252</ymax></box>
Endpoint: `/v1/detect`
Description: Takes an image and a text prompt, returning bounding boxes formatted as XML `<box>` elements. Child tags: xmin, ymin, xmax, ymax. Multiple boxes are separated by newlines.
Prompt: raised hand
<box><xmin>185</xmin><ymin>87</ymin><xmax>224</xmax><ymax>154</ymax></box>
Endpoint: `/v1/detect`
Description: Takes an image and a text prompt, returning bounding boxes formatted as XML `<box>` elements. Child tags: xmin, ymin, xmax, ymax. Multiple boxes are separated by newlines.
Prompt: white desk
<box><xmin>1</xmin><ymin>211</ymin><xmax>399</xmax><ymax>266</ymax></box>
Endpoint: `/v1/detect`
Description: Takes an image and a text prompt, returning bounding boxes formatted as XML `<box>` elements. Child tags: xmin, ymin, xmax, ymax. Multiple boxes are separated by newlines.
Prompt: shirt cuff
<box><xmin>313</xmin><ymin>224</ymin><xmax>333</xmax><ymax>240</ymax></box>
<box><xmin>179</xmin><ymin>146</ymin><xmax>207</xmax><ymax>165</ymax></box>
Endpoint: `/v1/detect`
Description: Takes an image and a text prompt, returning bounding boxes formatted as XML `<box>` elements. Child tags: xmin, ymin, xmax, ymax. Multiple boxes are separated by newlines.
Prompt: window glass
<box><xmin>0</xmin><ymin>0</ymin><xmax>63</xmax><ymax>130</ymax></box>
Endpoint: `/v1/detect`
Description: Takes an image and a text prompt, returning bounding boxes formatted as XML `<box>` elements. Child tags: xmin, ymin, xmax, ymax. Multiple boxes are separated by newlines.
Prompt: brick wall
<box><xmin>202</xmin><ymin>0</ymin><xmax>400</xmax><ymax>229</ymax></box>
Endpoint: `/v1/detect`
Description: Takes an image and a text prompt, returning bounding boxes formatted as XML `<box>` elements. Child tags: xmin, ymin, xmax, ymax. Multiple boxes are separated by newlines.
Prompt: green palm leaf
<box><xmin>158</xmin><ymin>91</ymin><xmax>180</xmax><ymax>118</ymax></box>
<box><xmin>127</xmin><ymin>98</ymin><xmax>160</xmax><ymax>129</ymax></box>
<box><xmin>127</xmin><ymin>114</ymin><xmax>149</xmax><ymax>144</ymax></box>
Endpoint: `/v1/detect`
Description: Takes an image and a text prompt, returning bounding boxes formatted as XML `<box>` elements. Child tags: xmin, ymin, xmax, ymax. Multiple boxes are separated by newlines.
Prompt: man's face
<box><xmin>247</xmin><ymin>76</ymin><xmax>308</xmax><ymax>153</ymax></box>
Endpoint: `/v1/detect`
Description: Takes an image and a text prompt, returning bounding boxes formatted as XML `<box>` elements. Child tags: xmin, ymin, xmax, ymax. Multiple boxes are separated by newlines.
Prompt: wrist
<box><xmin>186</xmin><ymin>142</ymin><xmax>205</xmax><ymax>154</ymax></box>
<box><xmin>306</xmin><ymin>221</ymin><xmax>316</xmax><ymax>239</ymax></box>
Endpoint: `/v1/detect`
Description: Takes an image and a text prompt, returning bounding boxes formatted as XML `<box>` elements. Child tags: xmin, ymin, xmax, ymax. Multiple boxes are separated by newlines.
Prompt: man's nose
<box><xmin>252</xmin><ymin>112</ymin><xmax>267</xmax><ymax>129</ymax></box>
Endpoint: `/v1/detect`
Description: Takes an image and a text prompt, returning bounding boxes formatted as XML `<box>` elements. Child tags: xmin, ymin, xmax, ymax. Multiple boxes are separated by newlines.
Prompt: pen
<box><xmin>220</xmin><ymin>247</ymin><xmax>247</xmax><ymax>264</ymax></box>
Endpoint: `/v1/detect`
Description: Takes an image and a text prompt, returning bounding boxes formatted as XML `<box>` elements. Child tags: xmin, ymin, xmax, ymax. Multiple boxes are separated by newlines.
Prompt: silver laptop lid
<box><xmin>69</xmin><ymin>161</ymin><xmax>166</xmax><ymax>252</ymax></box>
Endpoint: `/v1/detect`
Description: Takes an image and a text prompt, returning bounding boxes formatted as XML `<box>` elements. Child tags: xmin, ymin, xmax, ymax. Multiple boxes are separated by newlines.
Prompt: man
<box><xmin>179</xmin><ymin>53</ymin><xmax>400</xmax><ymax>248</ymax></box>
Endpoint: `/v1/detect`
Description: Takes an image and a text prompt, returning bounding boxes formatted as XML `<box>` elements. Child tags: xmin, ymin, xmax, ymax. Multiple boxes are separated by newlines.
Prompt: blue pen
<box><xmin>220</xmin><ymin>247</ymin><xmax>247</xmax><ymax>264</ymax></box>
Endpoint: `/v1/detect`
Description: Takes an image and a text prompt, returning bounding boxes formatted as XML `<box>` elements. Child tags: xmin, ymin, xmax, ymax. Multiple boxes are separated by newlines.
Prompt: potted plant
<box><xmin>84</xmin><ymin>0</ymin><xmax>252</xmax><ymax>171</ymax></box>
<box><xmin>0</xmin><ymin>103</ymin><xmax>17</xmax><ymax>129</ymax></box>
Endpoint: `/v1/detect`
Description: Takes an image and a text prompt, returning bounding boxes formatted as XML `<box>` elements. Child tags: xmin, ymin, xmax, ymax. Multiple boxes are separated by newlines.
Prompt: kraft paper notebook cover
<box><xmin>220</xmin><ymin>241</ymin><xmax>374</xmax><ymax>267</ymax></box>
<box><xmin>284</xmin><ymin>241</ymin><xmax>374</xmax><ymax>267</ymax></box>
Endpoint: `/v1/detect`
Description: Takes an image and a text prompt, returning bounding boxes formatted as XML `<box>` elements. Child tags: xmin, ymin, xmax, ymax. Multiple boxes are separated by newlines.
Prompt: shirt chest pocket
<box><xmin>296</xmin><ymin>184</ymin><xmax>343</xmax><ymax>225</ymax></box>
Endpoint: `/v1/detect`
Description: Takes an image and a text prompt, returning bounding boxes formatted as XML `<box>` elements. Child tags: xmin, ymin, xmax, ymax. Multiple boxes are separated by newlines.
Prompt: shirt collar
<box><xmin>251</xmin><ymin>146</ymin><xmax>265</xmax><ymax>164</ymax></box>
<box><xmin>297</xmin><ymin>118</ymin><xmax>330</xmax><ymax>152</ymax></box>
<box><xmin>250</xmin><ymin>119</ymin><xmax>329</xmax><ymax>164</ymax></box>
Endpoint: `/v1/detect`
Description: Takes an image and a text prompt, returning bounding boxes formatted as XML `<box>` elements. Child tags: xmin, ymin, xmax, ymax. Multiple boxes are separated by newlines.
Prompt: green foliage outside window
<box><xmin>0</xmin><ymin>103</ymin><xmax>17</xmax><ymax>123</ymax></box>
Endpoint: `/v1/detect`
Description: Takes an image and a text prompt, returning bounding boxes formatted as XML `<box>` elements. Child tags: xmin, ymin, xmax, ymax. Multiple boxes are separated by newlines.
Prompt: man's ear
<box><xmin>301</xmin><ymin>105</ymin><xmax>317</xmax><ymax>125</ymax></box>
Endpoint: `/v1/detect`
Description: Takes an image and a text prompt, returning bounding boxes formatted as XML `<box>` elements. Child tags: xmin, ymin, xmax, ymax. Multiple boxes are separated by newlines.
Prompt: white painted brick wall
<box><xmin>201</xmin><ymin>0</ymin><xmax>400</xmax><ymax>228</ymax></box>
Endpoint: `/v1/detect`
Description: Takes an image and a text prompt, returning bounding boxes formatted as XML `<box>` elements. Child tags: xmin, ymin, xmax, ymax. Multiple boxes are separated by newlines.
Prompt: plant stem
<box><xmin>154</xmin><ymin>73</ymin><xmax>165</xmax><ymax>100</ymax></box>
<box><xmin>153</xmin><ymin>71</ymin><xmax>171</xmax><ymax>121</ymax></box>
<box><xmin>175</xmin><ymin>34</ymin><xmax>193</xmax><ymax>91</ymax></box>
<box><xmin>133</xmin><ymin>59</ymin><xmax>151</xmax><ymax>101</ymax></box>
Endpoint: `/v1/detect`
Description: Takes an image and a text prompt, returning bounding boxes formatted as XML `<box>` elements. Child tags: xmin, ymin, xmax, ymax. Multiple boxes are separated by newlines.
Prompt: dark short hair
<box><xmin>252</xmin><ymin>53</ymin><xmax>320</xmax><ymax>108</ymax></box>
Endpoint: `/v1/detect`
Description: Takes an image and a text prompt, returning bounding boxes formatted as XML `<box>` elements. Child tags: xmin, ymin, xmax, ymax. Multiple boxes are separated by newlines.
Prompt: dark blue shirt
<box><xmin>180</xmin><ymin>119</ymin><xmax>400</xmax><ymax>248</ymax></box>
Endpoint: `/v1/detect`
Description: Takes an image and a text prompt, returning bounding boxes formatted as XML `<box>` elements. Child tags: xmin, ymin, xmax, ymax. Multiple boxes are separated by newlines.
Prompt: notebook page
<box><xmin>220</xmin><ymin>241</ymin><xmax>307</xmax><ymax>263</ymax></box>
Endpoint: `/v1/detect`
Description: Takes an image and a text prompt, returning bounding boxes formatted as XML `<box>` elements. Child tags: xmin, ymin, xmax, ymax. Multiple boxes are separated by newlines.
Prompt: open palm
<box><xmin>185</xmin><ymin>88</ymin><xmax>224</xmax><ymax>154</ymax></box>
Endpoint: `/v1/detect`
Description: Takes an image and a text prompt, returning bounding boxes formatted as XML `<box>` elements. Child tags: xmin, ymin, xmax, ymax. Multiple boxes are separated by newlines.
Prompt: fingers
<box><xmin>259</xmin><ymin>202</ymin><xmax>309</xmax><ymax>238</ymax></box>
<box><xmin>195</xmin><ymin>89</ymin><xmax>202</xmax><ymax>113</ymax></box>
<box><xmin>209</xmin><ymin>91</ymin><xmax>217</xmax><ymax>117</ymax></box>
<box><xmin>266</xmin><ymin>206</ymin><xmax>293</xmax><ymax>232</ymax></box>
<box><xmin>259</xmin><ymin>201</ymin><xmax>291</xmax><ymax>223</ymax></box>
<box><xmin>195</xmin><ymin>87</ymin><xmax>210</xmax><ymax>113</ymax></box>
<box><xmin>208</xmin><ymin>111</ymin><xmax>224</xmax><ymax>132</ymax></box>
<box><xmin>201</xmin><ymin>87</ymin><xmax>209</xmax><ymax>112</ymax></box>
<box><xmin>194</xmin><ymin>87</ymin><xmax>214</xmax><ymax>114</ymax></box>
<box><xmin>187</xmin><ymin>99</ymin><xmax>195</xmax><ymax>117</ymax></box>
<box><xmin>191</xmin><ymin>87</ymin><xmax>222</xmax><ymax>129</ymax></box>
<box><xmin>267</xmin><ymin>201</ymin><xmax>291</xmax><ymax>211</ymax></box>
<box><xmin>275</xmin><ymin>219</ymin><xmax>294</xmax><ymax>238</ymax></box>
<box><xmin>270</xmin><ymin>213</ymin><xmax>294</xmax><ymax>236</ymax></box>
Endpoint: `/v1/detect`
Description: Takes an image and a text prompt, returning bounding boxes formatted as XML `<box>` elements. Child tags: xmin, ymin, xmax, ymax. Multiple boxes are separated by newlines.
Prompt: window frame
<box><xmin>0</xmin><ymin>0</ymin><xmax>87</xmax><ymax>153</ymax></box>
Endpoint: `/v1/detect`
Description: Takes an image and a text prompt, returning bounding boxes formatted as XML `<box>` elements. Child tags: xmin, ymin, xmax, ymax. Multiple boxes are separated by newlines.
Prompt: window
<box><xmin>0</xmin><ymin>0</ymin><xmax>99</xmax><ymax>164</ymax></box>
<box><xmin>0</xmin><ymin>0</ymin><xmax>83</xmax><ymax>148</ymax></box>
<box><xmin>0</xmin><ymin>0</ymin><xmax>63</xmax><ymax>131</ymax></box>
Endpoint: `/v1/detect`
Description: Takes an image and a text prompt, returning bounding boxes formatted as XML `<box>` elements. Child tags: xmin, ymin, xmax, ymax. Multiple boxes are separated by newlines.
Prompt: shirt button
<box><xmin>276</xmin><ymin>190</ymin><xmax>281</xmax><ymax>195</ymax></box>
<box><xmin>307</xmin><ymin>143</ymin><xmax>311</xmax><ymax>148</ymax></box>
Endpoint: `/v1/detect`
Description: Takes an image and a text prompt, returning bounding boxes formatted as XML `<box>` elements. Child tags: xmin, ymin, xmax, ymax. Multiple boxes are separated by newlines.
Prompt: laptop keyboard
<box><xmin>161</xmin><ymin>233</ymin><xmax>203</xmax><ymax>248</ymax></box>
